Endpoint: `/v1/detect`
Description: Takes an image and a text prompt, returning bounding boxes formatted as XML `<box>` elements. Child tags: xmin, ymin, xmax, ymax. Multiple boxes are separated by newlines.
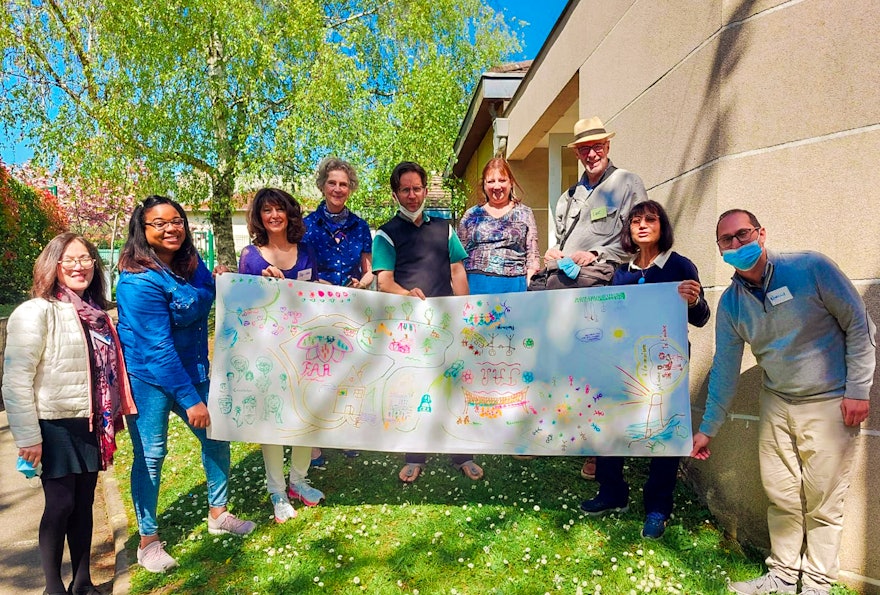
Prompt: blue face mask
<box><xmin>722</xmin><ymin>240</ymin><xmax>763</xmax><ymax>271</ymax></box>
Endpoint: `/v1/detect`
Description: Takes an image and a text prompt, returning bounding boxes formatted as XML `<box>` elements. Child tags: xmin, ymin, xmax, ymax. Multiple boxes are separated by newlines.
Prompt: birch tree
<box><xmin>1</xmin><ymin>0</ymin><xmax>518</xmax><ymax>265</ymax></box>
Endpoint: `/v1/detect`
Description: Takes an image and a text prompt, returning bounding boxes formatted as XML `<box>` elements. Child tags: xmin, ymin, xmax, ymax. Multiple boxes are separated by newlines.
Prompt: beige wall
<box><xmin>509</xmin><ymin>149</ymin><xmax>550</xmax><ymax>254</ymax></box>
<box><xmin>502</xmin><ymin>0</ymin><xmax>880</xmax><ymax>591</ymax></box>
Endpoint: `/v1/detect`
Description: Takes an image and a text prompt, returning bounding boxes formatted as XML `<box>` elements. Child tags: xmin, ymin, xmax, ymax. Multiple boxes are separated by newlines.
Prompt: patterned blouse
<box><xmin>457</xmin><ymin>202</ymin><xmax>540</xmax><ymax>278</ymax></box>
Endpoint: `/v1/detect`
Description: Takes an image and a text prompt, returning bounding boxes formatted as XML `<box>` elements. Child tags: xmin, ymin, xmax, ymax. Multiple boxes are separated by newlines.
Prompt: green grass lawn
<box><xmin>112</xmin><ymin>414</ymin><xmax>865</xmax><ymax>595</ymax></box>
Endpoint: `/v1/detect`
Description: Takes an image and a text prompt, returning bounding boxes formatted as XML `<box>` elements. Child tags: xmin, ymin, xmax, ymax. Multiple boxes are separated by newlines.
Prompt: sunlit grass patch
<box><xmin>113</xmin><ymin>416</ymin><xmax>858</xmax><ymax>594</ymax></box>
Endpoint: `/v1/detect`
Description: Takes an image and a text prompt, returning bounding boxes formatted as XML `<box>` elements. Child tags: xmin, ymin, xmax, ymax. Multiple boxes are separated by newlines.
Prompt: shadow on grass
<box><xmin>117</xmin><ymin>435</ymin><xmax>765</xmax><ymax>594</ymax></box>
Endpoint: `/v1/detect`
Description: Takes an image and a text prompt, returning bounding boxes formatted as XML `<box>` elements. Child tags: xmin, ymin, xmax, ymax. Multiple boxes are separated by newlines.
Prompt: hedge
<box><xmin>0</xmin><ymin>164</ymin><xmax>69</xmax><ymax>303</ymax></box>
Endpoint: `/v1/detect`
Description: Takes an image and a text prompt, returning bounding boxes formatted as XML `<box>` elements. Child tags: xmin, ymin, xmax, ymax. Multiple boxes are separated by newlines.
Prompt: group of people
<box><xmin>3</xmin><ymin>116</ymin><xmax>874</xmax><ymax>595</ymax></box>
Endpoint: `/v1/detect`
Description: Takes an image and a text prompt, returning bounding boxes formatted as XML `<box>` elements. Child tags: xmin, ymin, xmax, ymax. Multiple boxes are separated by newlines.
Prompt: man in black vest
<box><xmin>372</xmin><ymin>161</ymin><xmax>483</xmax><ymax>484</ymax></box>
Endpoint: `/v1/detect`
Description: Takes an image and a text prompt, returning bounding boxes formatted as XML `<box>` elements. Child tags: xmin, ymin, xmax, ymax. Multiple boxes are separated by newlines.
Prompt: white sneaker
<box><xmin>288</xmin><ymin>479</ymin><xmax>325</xmax><ymax>507</ymax></box>
<box><xmin>137</xmin><ymin>540</ymin><xmax>178</xmax><ymax>573</ymax></box>
<box><xmin>207</xmin><ymin>511</ymin><xmax>256</xmax><ymax>535</ymax></box>
<box><xmin>271</xmin><ymin>493</ymin><xmax>297</xmax><ymax>523</ymax></box>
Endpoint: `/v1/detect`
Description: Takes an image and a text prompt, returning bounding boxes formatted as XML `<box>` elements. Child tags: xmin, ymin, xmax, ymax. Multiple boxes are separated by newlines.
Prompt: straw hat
<box><xmin>566</xmin><ymin>116</ymin><xmax>615</xmax><ymax>148</ymax></box>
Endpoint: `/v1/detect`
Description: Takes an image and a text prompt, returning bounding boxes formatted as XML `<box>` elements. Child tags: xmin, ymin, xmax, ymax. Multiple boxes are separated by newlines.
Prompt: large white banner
<box><xmin>208</xmin><ymin>275</ymin><xmax>693</xmax><ymax>456</ymax></box>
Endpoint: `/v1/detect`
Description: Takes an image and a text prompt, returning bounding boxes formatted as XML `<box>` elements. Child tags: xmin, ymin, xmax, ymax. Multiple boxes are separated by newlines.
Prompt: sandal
<box><xmin>581</xmin><ymin>456</ymin><xmax>597</xmax><ymax>480</ymax></box>
<box><xmin>454</xmin><ymin>459</ymin><xmax>484</xmax><ymax>481</ymax></box>
<box><xmin>399</xmin><ymin>462</ymin><xmax>424</xmax><ymax>483</ymax></box>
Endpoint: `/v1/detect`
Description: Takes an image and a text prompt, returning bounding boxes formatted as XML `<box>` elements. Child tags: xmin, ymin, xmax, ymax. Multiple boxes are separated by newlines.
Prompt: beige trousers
<box><xmin>758</xmin><ymin>392</ymin><xmax>859</xmax><ymax>589</ymax></box>
<box><xmin>261</xmin><ymin>444</ymin><xmax>311</xmax><ymax>496</ymax></box>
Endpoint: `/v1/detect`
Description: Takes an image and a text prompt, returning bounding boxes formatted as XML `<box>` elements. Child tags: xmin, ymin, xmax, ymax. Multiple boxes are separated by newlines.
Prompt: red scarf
<box><xmin>56</xmin><ymin>286</ymin><xmax>124</xmax><ymax>470</ymax></box>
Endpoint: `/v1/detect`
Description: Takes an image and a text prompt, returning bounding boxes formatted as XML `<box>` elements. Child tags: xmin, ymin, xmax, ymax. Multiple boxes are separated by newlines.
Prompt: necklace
<box><xmin>638</xmin><ymin>267</ymin><xmax>647</xmax><ymax>284</ymax></box>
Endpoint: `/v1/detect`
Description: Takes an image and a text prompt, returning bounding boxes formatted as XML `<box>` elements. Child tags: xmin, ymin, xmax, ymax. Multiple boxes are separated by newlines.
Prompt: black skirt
<box><xmin>38</xmin><ymin>418</ymin><xmax>100</xmax><ymax>479</ymax></box>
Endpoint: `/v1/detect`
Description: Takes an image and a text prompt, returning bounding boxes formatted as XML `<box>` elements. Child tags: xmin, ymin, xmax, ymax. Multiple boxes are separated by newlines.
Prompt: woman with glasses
<box><xmin>3</xmin><ymin>233</ymin><xmax>136</xmax><ymax>595</ymax></box>
<box><xmin>457</xmin><ymin>158</ymin><xmax>540</xmax><ymax>294</ymax></box>
<box><xmin>238</xmin><ymin>187</ymin><xmax>326</xmax><ymax>523</ymax></box>
<box><xmin>579</xmin><ymin>200</ymin><xmax>710</xmax><ymax>539</ymax></box>
<box><xmin>116</xmin><ymin>196</ymin><xmax>254</xmax><ymax>574</ymax></box>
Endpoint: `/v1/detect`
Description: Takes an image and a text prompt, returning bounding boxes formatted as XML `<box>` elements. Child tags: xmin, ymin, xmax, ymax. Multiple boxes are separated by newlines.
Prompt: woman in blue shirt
<box><xmin>579</xmin><ymin>200</ymin><xmax>710</xmax><ymax>539</ymax></box>
<box><xmin>303</xmin><ymin>157</ymin><xmax>373</xmax><ymax>289</ymax></box>
<box><xmin>116</xmin><ymin>196</ymin><xmax>255</xmax><ymax>574</ymax></box>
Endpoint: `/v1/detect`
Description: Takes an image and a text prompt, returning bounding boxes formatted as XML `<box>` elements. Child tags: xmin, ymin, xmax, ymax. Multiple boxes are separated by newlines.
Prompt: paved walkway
<box><xmin>0</xmin><ymin>408</ymin><xmax>130</xmax><ymax>594</ymax></box>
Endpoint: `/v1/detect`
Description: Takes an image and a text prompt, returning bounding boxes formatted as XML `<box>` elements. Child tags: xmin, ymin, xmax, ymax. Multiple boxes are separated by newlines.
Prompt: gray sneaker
<box><xmin>136</xmin><ymin>540</ymin><xmax>178</xmax><ymax>573</ymax></box>
<box><xmin>271</xmin><ymin>493</ymin><xmax>297</xmax><ymax>523</ymax></box>
<box><xmin>208</xmin><ymin>511</ymin><xmax>256</xmax><ymax>535</ymax></box>
<box><xmin>728</xmin><ymin>572</ymin><xmax>797</xmax><ymax>595</ymax></box>
<box><xmin>288</xmin><ymin>479</ymin><xmax>325</xmax><ymax>507</ymax></box>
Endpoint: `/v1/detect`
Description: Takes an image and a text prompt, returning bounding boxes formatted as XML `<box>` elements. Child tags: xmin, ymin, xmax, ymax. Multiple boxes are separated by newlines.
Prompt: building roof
<box><xmin>448</xmin><ymin>62</ymin><xmax>532</xmax><ymax>178</ymax></box>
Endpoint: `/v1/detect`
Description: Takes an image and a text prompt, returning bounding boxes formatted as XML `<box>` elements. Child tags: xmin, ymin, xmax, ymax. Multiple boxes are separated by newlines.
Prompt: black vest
<box><xmin>378</xmin><ymin>215</ymin><xmax>454</xmax><ymax>297</ymax></box>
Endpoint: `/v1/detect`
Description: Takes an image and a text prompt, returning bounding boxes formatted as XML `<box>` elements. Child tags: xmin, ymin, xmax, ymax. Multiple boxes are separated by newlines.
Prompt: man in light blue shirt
<box><xmin>691</xmin><ymin>209</ymin><xmax>875</xmax><ymax>595</ymax></box>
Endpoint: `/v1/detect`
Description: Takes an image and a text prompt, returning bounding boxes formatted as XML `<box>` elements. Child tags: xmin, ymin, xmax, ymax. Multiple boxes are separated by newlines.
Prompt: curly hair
<box><xmin>315</xmin><ymin>157</ymin><xmax>359</xmax><ymax>194</ymax></box>
<box><xmin>247</xmin><ymin>188</ymin><xmax>305</xmax><ymax>247</ymax></box>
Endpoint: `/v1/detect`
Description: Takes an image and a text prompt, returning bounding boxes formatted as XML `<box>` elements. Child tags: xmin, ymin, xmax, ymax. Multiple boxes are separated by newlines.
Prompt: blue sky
<box><xmin>0</xmin><ymin>1</ymin><xmax>568</xmax><ymax>166</ymax></box>
<box><xmin>490</xmin><ymin>0</ymin><xmax>568</xmax><ymax>62</ymax></box>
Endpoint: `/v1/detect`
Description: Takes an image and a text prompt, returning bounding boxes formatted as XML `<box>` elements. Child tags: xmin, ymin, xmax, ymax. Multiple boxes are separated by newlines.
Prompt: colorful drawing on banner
<box><xmin>207</xmin><ymin>275</ymin><xmax>693</xmax><ymax>456</ymax></box>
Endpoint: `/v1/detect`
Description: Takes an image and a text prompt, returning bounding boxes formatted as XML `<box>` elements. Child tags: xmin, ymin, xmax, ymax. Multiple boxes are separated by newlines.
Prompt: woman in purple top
<box><xmin>457</xmin><ymin>158</ymin><xmax>540</xmax><ymax>294</ymax></box>
<box><xmin>238</xmin><ymin>188</ymin><xmax>325</xmax><ymax>523</ymax></box>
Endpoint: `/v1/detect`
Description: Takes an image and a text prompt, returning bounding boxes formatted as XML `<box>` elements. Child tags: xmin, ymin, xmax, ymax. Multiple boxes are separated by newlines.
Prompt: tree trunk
<box><xmin>210</xmin><ymin>176</ymin><xmax>237</xmax><ymax>268</ymax></box>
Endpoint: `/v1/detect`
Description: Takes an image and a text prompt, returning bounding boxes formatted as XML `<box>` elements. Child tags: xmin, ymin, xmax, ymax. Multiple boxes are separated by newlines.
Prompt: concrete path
<box><xmin>0</xmin><ymin>409</ymin><xmax>129</xmax><ymax>594</ymax></box>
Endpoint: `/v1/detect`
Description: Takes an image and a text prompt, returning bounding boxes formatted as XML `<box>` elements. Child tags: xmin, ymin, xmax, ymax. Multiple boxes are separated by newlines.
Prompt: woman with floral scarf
<box><xmin>3</xmin><ymin>233</ymin><xmax>136</xmax><ymax>595</ymax></box>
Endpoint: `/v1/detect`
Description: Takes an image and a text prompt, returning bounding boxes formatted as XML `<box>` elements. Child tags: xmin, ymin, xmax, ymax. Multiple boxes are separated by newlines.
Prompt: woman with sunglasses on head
<box><xmin>578</xmin><ymin>200</ymin><xmax>710</xmax><ymax>540</ymax></box>
<box><xmin>457</xmin><ymin>157</ymin><xmax>540</xmax><ymax>294</ymax></box>
<box><xmin>116</xmin><ymin>196</ymin><xmax>254</xmax><ymax>574</ymax></box>
<box><xmin>3</xmin><ymin>233</ymin><xmax>136</xmax><ymax>595</ymax></box>
<box><xmin>239</xmin><ymin>187</ymin><xmax>326</xmax><ymax>523</ymax></box>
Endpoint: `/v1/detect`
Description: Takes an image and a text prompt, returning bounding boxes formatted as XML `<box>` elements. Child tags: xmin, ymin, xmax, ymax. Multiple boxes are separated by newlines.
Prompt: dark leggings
<box><xmin>40</xmin><ymin>472</ymin><xmax>98</xmax><ymax>594</ymax></box>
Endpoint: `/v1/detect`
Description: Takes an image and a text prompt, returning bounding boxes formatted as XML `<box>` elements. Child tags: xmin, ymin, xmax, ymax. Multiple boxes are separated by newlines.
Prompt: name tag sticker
<box><xmin>590</xmin><ymin>206</ymin><xmax>608</xmax><ymax>221</ymax></box>
<box><xmin>767</xmin><ymin>286</ymin><xmax>793</xmax><ymax>306</ymax></box>
<box><xmin>89</xmin><ymin>330</ymin><xmax>111</xmax><ymax>345</ymax></box>
<box><xmin>297</xmin><ymin>269</ymin><xmax>312</xmax><ymax>281</ymax></box>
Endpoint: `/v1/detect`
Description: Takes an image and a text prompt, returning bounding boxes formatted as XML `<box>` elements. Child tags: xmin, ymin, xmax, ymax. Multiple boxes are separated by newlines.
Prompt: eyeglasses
<box><xmin>58</xmin><ymin>257</ymin><xmax>95</xmax><ymax>270</ymax></box>
<box><xmin>716</xmin><ymin>227</ymin><xmax>760</xmax><ymax>249</ymax></box>
<box><xmin>145</xmin><ymin>217</ymin><xmax>185</xmax><ymax>231</ymax></box>
<box><xmin>631</xmin><ymin>214</ymin><xmax>659</xmax><ymax>226</ymax></box>
<box><xmin>575</xmin><ymin>143</ymin><xmax>607</xmax><ymax>157</ymax></box>
<box><xmin>397</xmin><ymin>186</ymin><xmax>425</xmax><ymax>196</ymax></box>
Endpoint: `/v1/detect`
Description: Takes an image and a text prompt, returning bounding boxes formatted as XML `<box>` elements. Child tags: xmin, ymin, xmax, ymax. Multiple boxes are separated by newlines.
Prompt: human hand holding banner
<box><xmin>207</xmin><ymin>275</ymin><xmax>693</xmax><ymax>456</ymax></box>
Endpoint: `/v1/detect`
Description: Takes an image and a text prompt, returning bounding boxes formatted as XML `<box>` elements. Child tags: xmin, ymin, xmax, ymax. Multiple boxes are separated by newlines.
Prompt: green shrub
<box><xmin>0</xmin><ymin>164</ymin><xmax>68</xmax><ymax>302</ymax></box>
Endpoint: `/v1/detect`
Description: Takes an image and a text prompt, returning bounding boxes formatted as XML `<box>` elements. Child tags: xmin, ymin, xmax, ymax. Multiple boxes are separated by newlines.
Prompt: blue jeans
<box><xmin>126</xmin><ymin>377</ymin><xmax>231</xmax><ymax>537</ymax></box>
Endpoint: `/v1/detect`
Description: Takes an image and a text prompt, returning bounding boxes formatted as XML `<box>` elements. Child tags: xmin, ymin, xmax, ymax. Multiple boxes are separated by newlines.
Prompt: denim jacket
<box><xmin>116</xmin><ymin>258</ymin><xmax>214</xmax><ymax>410</ymax></box>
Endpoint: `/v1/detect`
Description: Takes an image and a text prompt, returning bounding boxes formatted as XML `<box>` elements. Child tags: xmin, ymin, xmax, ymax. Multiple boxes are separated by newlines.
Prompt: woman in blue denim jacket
<box><xmin>116</xmin><ymin>196</ymin><xmax>254</xmax><ymax>573</ymax></box>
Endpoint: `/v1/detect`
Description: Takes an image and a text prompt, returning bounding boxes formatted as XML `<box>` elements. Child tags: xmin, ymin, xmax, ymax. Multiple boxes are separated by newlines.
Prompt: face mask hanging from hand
<box><xmin>722</xmin><ymin>240</ymin><xmax>762</xmax><ymax>271</ymax></box>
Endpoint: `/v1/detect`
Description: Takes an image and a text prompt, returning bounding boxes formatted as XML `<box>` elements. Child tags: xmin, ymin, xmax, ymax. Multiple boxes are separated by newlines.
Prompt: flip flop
<box><xmin>454</xmin><ymin>459</ymin><xmax>484</xmax><ymax>481</ymax></box>
<box><xmin>399</xmin><ymin>462</ymin><xmax>424</xmax><ymax>483</ymax></box>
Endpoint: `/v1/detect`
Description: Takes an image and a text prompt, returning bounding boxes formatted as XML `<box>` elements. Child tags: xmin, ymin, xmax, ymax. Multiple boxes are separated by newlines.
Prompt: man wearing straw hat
<box><xmin>536</xmin><ymin>116</ymin><xmax>648</xmax><ymax>480</ymax></box>
<box><xmin>539</xmin><ymin>116</ymin><xmax>648</xmax><ymax>291</ymax></box>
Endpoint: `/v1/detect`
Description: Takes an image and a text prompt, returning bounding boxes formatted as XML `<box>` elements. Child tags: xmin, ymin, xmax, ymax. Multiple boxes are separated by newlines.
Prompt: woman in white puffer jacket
<box><xmin>2</xmin><ymin>233</ymin><xmax>136</xmax><ymax>595</ymax></box>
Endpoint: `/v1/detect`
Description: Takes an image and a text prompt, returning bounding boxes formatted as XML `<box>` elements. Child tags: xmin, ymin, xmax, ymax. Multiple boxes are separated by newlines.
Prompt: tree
<box><xmin>0</xmin><ymin>163</ymin><xmax>68</xmax><ymax>302</ymax></box>
<box><xmin>11</xmin><ymin>161</ymin><xmax>141</xmax><ymax>247</ymax></box>
<box><xmin>1</xmin><ymin>1</ymin><xmax>519</xmax><ymax>265</ymax></box>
